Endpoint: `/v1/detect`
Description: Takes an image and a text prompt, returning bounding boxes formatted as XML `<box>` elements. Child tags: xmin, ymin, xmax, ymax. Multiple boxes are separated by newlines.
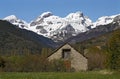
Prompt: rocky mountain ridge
<box><xmin>2</xmin><ymin>11</ymin><xmax>120</xmax><ymax>42</ymax></box>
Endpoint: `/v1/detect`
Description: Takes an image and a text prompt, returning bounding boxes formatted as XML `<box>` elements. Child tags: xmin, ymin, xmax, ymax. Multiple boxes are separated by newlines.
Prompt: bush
<box><xmin>85</xmin><ymin>46</ymin><xmax>107</xmax><ymax>70</ymax></box>
<box><xmin>107</xmin><ymin>30</ymin><xmax>120</xmax><ymax>70</ymax></box>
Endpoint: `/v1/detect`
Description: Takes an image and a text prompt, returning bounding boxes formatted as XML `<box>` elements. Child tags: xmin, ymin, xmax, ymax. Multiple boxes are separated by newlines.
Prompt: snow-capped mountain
<box><xmin>2</xmin><ymin>12</ymin><xmax>120</xmax><ymax>42</ymax></box>
<box><xmin>91</xmin><ymin>14</ymin><xmax>120</xmax><ymax>28</ymax></box>
<box><xmin>3</xmin><ymin>15</ymin><xmax>28</xmax><ymax>29</ymax></box>
<box><xmin>29</xmin><ymin>11</ymin><xmax>92</xmax><ymax>42</ymax></box>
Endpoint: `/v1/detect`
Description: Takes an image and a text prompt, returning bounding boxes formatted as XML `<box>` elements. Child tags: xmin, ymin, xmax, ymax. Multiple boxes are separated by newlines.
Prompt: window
<box><xmin>62</xmin><ymin>49</ymin><xmax>71</xmax><ymax>59</ymax></box>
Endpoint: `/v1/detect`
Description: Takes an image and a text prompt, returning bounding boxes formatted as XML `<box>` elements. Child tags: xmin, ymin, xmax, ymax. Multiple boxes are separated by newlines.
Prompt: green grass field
<box><xmin>0</xmin><ymin>71</ymin><xmax>120</xmax><ymax>79</ymax></box>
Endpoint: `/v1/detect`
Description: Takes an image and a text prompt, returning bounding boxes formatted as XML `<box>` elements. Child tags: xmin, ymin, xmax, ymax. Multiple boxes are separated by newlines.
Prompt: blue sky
<box><xmin>0</xmin><ymin>0</ymin><xmax>120</xmax><ymax>22</ymax></box>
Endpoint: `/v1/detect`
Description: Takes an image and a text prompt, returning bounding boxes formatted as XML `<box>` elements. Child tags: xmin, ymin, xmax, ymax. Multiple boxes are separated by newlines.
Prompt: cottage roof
<box><xmin>48</xmin><ymin>43</ymin><xmax>87</xmax><ymax>59</ymax></box>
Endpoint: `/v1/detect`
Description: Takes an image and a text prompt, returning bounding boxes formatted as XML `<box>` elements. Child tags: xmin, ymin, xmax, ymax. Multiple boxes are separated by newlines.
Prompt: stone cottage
<box><xmin>48</xmin><ymin>43</ymin><xmax>88</xmax><ymax>71</ymax></box>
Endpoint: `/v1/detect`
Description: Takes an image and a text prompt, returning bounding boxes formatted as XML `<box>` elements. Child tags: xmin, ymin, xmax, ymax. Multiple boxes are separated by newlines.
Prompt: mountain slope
<box><xmin>0</xmin><ymin>20</ymin><xmax>55</xmax><ymax>55</ymax></box>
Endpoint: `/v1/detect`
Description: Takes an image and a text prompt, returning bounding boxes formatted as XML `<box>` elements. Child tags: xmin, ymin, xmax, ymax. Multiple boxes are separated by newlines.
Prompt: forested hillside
<box><xmin>0</xmin><ymin>20</ymin><xmax>54</xmax><ymax>55</ymax></box>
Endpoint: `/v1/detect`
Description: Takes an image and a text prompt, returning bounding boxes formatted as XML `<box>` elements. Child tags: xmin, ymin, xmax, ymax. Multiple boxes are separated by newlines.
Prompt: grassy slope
<box><xmin>0</xmin><ymin>71</ymin><xmax>120</xmax><ymax>79</ymax></box>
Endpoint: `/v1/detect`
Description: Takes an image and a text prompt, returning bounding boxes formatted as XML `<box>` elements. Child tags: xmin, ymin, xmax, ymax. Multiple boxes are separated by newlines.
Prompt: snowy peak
<box><xmin>65</xmin><ymin>12</ymin><xmax>92</xmax><ymax>33</ymax></box>
<box><xmin>66</xmin><ymin>11</ymin><xmax>84</xmax><ymax>20</ymax></box>
<box><xmin>92</xmin><ymin>14</ymin><xmax>120</xmax><ymax>28</ymax></box>
<box><xmin>40</xmin><ymin>12</ymin><xmax>53</xmax><ymax>18</ymax></box>
<box><xmin>3</xmin><ymin>15</ymin><xmax>28</xmax><ymax>29</ymax></box>
<box><xmin>4</xmin><ymin>15</ymin><xmax>18</xmax><ymax>20</ymax></box>
<box><xmin>65</xmin><ymin>12</ymin><xmax>92</xmax><ymax>26</ymax></box>
<box><xmin>3</xmin><ymin>15</ymin><xmax>18</xmax><ymax>23</ymax></box>
<box><xmin>34</xmin><ymin>12</ymin><xmax>53</xmax><ymax>22</ymax></box>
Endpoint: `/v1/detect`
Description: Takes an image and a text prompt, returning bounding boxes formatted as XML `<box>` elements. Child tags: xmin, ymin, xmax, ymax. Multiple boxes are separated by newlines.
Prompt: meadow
<box><xmin>0</xmin><ymin>71</ymin><xmax>120</xmax><ymax>79</ymax></box>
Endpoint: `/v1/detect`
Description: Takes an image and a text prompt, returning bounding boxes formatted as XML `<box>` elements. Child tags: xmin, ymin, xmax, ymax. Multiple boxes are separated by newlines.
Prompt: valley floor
<box><xmin>0</xmin><ymin>71</ymin><xmax>119</xmax><ymax>79</ymax></box>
